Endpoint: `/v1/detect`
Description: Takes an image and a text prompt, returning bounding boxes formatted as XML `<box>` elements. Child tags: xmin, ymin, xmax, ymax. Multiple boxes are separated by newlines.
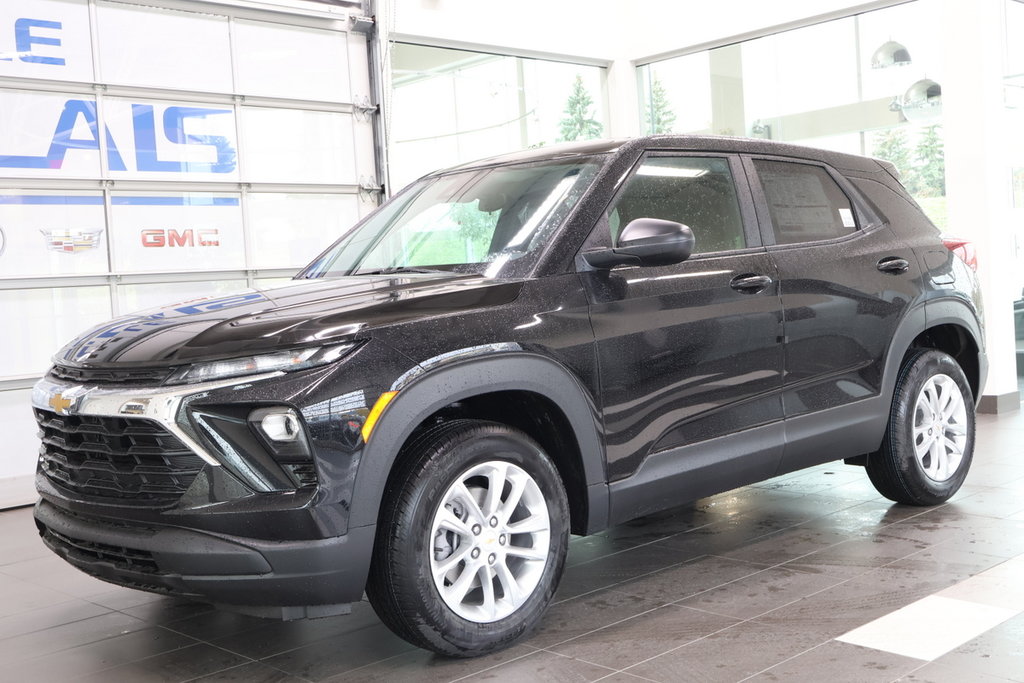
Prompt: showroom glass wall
<box><xmin>0</xmin><ymin>0</ymin><xmax>377</xmax><ymax>385</ymax></box>
<box><xmin>637</xmin><ymin>1</ymin><xmax>948</xmax><ymax>229</ymax></box>
<box><xmin>388</xmin><ymin>43</ymin><xmax>607</xmax><ymax>191</ymax></box>
<box><xmin>1008</xmin><ymin>0</ymin><xmax>1024</xmax><ymax>388</ymax></box>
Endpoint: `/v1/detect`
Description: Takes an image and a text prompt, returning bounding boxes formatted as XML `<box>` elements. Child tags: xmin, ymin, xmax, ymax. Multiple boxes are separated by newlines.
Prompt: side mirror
<box><xmin>582</xmin><ymin>218</ymin><xmax>695</xmax><ymax>270</ymax></box>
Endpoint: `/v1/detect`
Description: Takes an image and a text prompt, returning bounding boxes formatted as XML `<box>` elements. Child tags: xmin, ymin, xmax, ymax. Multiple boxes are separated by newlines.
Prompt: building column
<box><xmin>605</xmin><ymin>58</ymin><xmax>642</xmax><ymax>138</ymax></box>
<box><xmin>709</xmin><ymin>44</ymin><xmax>746</xmax><ymax>137</ymax></box>
<box><xmin>941</xmin><ymin>0</ymin><xmax>1019</xmax><ymax>412</ymax></box>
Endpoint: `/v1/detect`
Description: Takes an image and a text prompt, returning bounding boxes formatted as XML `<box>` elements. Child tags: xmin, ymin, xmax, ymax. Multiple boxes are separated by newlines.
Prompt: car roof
<box><xmin>437</xmin><ymin>134</ymin><xmax>884</xmax><ymax>175</ymax></box>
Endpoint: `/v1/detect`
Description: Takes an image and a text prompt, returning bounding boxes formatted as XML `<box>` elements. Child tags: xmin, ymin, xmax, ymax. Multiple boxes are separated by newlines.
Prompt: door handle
<box><xmin>730</xmin><ymin>274</ymin><xmax>773</xmax><ymax>293</ymax></box>
<box><xmin>877</xmin><ymin>257</ymin><xmax>910</xmax><ymax>274</ymax></box>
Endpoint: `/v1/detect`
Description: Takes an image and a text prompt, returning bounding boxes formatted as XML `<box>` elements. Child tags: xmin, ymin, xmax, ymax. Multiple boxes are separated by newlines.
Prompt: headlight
<box><xmin>165</xmin><ymin>343</ymin><xmax>356</xmax><ymax>385</ymax></box>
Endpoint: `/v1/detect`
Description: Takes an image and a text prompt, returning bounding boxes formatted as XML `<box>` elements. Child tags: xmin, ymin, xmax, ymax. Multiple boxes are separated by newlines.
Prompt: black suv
<box><xmin>32</xmin><ymin>136</ymin><xmax>985</xmax><ymax>657</ymax></box>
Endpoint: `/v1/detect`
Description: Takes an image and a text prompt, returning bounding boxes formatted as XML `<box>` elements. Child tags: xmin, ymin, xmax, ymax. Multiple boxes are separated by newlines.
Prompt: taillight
<box><xmin>942</xmin><ymin>236</ymin><xmax>977</xmax><ymax>271</ymax></box>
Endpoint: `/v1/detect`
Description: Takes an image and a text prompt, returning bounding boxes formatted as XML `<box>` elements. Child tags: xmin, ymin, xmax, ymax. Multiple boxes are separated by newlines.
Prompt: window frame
<box><xmin>579</xmin><ymin>151</ymin><xmax>762</xmax><ymax>262</ymax></box>
<box><xmin>742</xmin><ymin>154</ymin><xmax>883</xmax><ymax>250</ymax></box>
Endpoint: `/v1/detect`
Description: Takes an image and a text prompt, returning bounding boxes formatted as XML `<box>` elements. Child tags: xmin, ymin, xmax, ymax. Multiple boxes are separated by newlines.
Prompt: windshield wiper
<box><xmin>354</xmin><ymin>266</ymin><xmax>448</xmax><ymax>276</ymax></box>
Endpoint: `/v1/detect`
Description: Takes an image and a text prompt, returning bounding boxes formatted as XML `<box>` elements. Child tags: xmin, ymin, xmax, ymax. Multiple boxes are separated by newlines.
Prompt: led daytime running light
<box><xmin>166</xmin><ymin>343</ymin><xmax>355</xmax><ymax>385</ymax></box>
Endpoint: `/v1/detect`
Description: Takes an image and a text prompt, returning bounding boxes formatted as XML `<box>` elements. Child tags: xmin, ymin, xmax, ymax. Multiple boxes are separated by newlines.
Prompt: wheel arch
<box><xmin>349</xmin><ymin>352</ymin><xmax>610</xmax><ymax>536</ymax></box>
<box><xmin>918</xmin><ymin>298</ymin><xmax>986</xmax><ymax>403</ymax></box>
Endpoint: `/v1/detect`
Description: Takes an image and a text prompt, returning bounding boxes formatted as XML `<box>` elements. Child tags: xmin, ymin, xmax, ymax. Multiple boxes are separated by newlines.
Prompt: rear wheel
<box><xmin>866</xmin><ymin>349</ymin><xmax>975</xmax><ymax>505</ymax></box>
<box><xmin>366</xmin><ymin>419</ymin><xmax>569</xmax><ymax>657</ymax></box>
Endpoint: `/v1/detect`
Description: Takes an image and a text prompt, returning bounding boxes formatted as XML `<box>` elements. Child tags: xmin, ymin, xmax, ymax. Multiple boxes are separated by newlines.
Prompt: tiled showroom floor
<box><xmin>2</xmin><ymin>411</ymin><xmax>1024</xmax><ymax>683</ymax></box>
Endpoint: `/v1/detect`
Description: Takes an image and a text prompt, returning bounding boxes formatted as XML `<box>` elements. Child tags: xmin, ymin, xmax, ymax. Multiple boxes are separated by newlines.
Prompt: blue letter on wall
<box><xmin>15</xmin><ymin>18</ymin><xmax>65</xmax><ymax>66</ymax></box>
<box><xmin>133</xmin><ymin>104</ymin><xmax>236</xmax><ymax>173</ymax></box>
<box><xmin>0</xmin><ymin>99</ymin><xmax>125</xmax><ymax>170</ymax></box>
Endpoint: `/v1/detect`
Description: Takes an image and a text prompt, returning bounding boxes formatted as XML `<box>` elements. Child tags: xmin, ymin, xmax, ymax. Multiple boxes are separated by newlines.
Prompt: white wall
<box><xmin>622</xmin><ymin>0</ymin><xmax>912</xmax><ymax>62</ymax></box>
<box><xmin>388</xmin><ymin>0</ymin><xmax>902</xmax><ymax>62</ymax></box>
<box><xmin>385</xmin><ymin>0</ymin><xmax>912</xmax><ymax>137</ymax></box>
<box><xmin>0</xmin><ymin>390</ymin><xmax>38</xmax><ymax>507</ymax></box>
<box><xmin>388</xmin><ymin>0</ymin><xmax>622</xmax><ymax>63</ymax></box>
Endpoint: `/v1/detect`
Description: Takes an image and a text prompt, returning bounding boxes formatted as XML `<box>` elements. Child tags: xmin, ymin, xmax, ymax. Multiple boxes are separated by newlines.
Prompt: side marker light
<box><xmin>361</xmin><ymin>390</ymin><xmax>398</xmax><ymax>443</ymax></box>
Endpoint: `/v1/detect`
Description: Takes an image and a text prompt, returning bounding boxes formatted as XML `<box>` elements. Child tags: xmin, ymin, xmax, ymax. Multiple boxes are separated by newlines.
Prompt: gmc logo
<box><xmin>141</xmin><ymin>229</ymin><xmax>220</xmax><ymax>248</ymax></box>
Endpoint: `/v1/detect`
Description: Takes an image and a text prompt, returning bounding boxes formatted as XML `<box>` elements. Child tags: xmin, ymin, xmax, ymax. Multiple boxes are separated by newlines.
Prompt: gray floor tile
<box><xmin>756</xmin><ymin>564</ymin><xmax>970</xmax><ymax>640</ymax></box>
<box><xmin>449</xmin><ymin>650</ymin><xmax>614</xmax><ymax>683</ymax></box>
<box><xmin>548</xmin><ymin>603</ymin><xmax>738</xmax><ymax>670</ymax></box>
<box><xmin>554</xmin><ymin>543</ymin><xmax>697</xmax><ymax>601</ymax></box>
<box><xmin>331</xmin><ymin>643</ymin><xmax>540</xmax><ymax>683</ymax></box>
<box><xmin>611</xmin><ymin>555</ymin><xmax>768</xmax><ymax>604</ymax></box>
<box><xmin>672</xmin><ymin>566</ymin><xmax>843</xmax><ymax>620</ymax></box>
<box><xmin>896</xmin><ymin>661</ymin><xmax>1020</xmax><ymax>682</ymax></box>
<box><xmin>782</xmin><ymin>532</ymin><xmax>934</xmax><ymax>578</ymax></box>
<box><xmin>210</xmin><ymin>601</ymin><xmax>384</xmax><ymax>659</ymax></box>
<box><xmin>527</xmin><ymin>588</ymin><xmax>663</xmax><ymax>648</ymax></box>
<box><xmin>260</xmin><ymin>622</ymin><xmax>415</xmax><ymax>681</ymax></box>
<box><xmin>567</xmin><ymin>534</ymin><xmax>643</xmax><ymax>567</ymax></box>
<box><xmin>0</xmin><ymin>572</ymin><xmax>79</xmax><ymax>619</ymax></box>
<box><xmin>75</xmin><ymin>642</ymin><xmax>250</xmax><ymax>683</ymax></box>
<box><xmin>187</xmin><ymin>661</ymin><xmax>308</xmax><ymax>682</ymax></box>
<box><xmin>624</xmin><ymin>619</ymin><xmax>828</xmax><ymax>683</ymax></box>
<box><xmin>0</xmin><ymin>610</ymin><xmax>149</xmax><ymax>664</ymax></box>
<box><xmin>0</xmin><ymin>553</ymin><xmax>114</xmax><ymax>599</ymax></box>
<box><xmin>717</xmin><ymin>525</ymin><xmax>851</xmax><ymax>566</ymax></box>
<box><xmin>4</xmin><ymin>626</ymin><xmax>198</xmax><ymax>681</ymax></box>
<box><xmin>0</xmin><ymin>596</ymin><xmax>110</xmax><ymax>640</ymax></box>
<box><xmin>944</xmin><ymin>486</ymin><xmax>1024</xmax><ymax>519</ymax></box>
<box><xmin>748</xmin><ymin>640</ymin><xmax>923</xmax><ymax>682</ymax></box>
<box><xmin>928</xmin><ymin>611</ymin><xmax>1024</xmax><ymax>682</ymax></box>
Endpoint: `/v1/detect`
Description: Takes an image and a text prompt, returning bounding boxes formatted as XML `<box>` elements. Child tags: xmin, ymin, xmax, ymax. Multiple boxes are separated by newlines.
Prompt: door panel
<box><xmin>745</xmin><ymin>157</ymin><xmax>922</xmax><ymax>471</ymax></box>
<box><xmin>581</xmin><ymin>153</ymin><xmax>785</xmax><ymax>482</ymax></box>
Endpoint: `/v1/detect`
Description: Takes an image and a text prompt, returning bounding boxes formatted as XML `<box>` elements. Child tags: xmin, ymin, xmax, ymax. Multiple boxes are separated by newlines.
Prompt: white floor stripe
<box><xmin>835</xmin><ymin>554</ymin><xmax>1024</xmax><ymax>661</ymax></box>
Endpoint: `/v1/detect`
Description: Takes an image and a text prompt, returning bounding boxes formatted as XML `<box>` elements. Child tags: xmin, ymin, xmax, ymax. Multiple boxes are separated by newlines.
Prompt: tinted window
<box><xmin>754</xmin><ymin>160</ymin><xmax>857</xmax><ymax>244</ymax></box>
<box><xmin>606</xmin><ymin>156</ymin><xmax>746</xmax><ymax>254</ymax></box>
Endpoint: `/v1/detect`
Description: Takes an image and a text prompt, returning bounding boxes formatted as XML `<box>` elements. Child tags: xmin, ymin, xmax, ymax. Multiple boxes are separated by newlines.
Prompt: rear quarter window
<box><xmin>754</xmin><ymin>160</ymin><xmax>857</xmax><ymax>244</ymax></box>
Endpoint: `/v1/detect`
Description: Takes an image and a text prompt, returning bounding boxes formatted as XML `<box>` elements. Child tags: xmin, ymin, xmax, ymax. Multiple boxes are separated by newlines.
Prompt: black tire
<box><xmin>866</xmin><ymin>349</ymin><xmax>976</xmax><ymax>505</ymax></box>
<box><xmin>366</xmin><ymin>419</ymin><xmax>570</xmax><ymax>657</ymax></box>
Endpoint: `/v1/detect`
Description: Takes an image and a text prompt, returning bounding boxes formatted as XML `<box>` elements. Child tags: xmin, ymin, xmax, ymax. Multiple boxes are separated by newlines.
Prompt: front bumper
<box><xmin>34</xmin><ymin>498</ymin><xmax>374</xmax><ymax>617</ymax></box>
<box><xmin>30</xmin><ymin>364</ymin><xmax>383</xmax><ymax>616</ymax></box>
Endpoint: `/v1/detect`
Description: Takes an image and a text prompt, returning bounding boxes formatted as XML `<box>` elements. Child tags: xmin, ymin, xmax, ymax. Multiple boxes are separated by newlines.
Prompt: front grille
<box><xmin>49</xmin><ymin>364</ymin><xmax>173</xmax><ymax>386</ymax></box>
<box><xmin>35</xmin><ymin>409</ymin><xmax>204</xmax><ymax>507</ymax></box>
<box><xmin>39</xmin><ymin>524</ymin><xmax>161</xmax><ymax>575</ymax></box>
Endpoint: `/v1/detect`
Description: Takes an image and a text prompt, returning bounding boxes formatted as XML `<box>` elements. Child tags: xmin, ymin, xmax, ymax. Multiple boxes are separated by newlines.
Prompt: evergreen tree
<box><xmin>449</xmin><ymin>202</ymin><xmax>496</xmax><ymax>261</ymax></box>
<box><xmin>558</xmin><ymin>75</ymin><xmax>603</xmax><ymax>142</ymax></box>
<box><xmin>915</xmin><ymin>125</ymin><xmax>945</xmax><ymax>197</ymax></box>
<box><xmin>645</xmin><ymin>76</ymin><xmax>677</xmax><ymax>135</ymax></box>
<box><xmin>872</xmin><ymin>128</ymin><xmax>918</xmax><ymax>194</ymax></box>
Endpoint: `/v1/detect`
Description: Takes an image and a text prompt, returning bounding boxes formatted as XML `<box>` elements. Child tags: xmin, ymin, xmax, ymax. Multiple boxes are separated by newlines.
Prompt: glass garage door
<box><xmin>0</xmin><ymin>0</ymin><xmax>379</xmax><ymax>505</ymax></box>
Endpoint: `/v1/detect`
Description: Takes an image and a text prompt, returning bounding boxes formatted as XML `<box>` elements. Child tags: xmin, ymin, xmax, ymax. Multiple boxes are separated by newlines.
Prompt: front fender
<box><xmin>347</xmin><ymin>351</ymin><xmax>609</xmax><ymax>532</ymax></box>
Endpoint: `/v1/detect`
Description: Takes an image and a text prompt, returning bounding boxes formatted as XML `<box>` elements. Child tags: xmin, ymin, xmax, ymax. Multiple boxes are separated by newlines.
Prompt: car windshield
<box><xmin>300</xmin><ymin>156</ymin><xmax>604</xmax><ymax>279</ymax></box>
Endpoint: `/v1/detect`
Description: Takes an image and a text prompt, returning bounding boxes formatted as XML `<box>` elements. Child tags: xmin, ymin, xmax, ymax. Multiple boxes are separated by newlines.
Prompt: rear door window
<box><xmin>753</xmin><ymin>160</ymin><xmax>857</xmax><ymax>244</ymax></box>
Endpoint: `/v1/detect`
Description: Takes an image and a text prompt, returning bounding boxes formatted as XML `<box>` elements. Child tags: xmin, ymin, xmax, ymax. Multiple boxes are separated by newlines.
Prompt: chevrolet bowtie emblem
<box><xmin>48</xmin><ymin>392</ymin><xmax>75</xmax><ymax>415</ymax></box>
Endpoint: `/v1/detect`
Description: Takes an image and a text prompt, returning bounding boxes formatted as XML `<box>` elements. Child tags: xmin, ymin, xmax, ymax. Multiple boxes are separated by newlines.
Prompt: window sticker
<box><xmin>760</xmin><ymin>172</ymin><xmax>834</xmax><ymax>234</ymax></box>
<box><xmin>839</xmin><ymin>207</ymin><xmax>856</xmax><ymax>228</ymax></box>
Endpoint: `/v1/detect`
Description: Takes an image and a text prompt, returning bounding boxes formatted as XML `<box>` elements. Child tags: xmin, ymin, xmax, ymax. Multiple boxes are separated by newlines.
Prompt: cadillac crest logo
<box><xmin>40</xmin><ymin>228</ymin><xmax>104</xmax><ymax>253</ymax></box>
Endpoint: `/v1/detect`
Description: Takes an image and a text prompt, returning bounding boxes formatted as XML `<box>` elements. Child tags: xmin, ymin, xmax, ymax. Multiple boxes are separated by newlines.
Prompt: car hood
<box><xmin>57</xmin><ymin>274</ymin><xmax>524</xmax><ymax>365</ymax></box>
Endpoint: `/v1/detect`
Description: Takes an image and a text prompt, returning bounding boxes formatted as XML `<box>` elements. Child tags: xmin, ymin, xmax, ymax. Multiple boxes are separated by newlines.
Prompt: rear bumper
<box><xmin>34</xmin><ymin>498</ymin><xmax>374</xmax><ymax>618</ymax></box>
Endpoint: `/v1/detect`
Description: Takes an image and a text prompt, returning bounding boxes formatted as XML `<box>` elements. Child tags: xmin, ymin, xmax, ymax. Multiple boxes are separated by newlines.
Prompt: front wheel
<box><xmin>366</xmin><ymin>419</ymin><xmax>569</xmax><ymax>657</ymax></box>
<box><xmin>866</xmin><ymin>349</ymin><xmax>976</xmax><ymax>505</ymax></box>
